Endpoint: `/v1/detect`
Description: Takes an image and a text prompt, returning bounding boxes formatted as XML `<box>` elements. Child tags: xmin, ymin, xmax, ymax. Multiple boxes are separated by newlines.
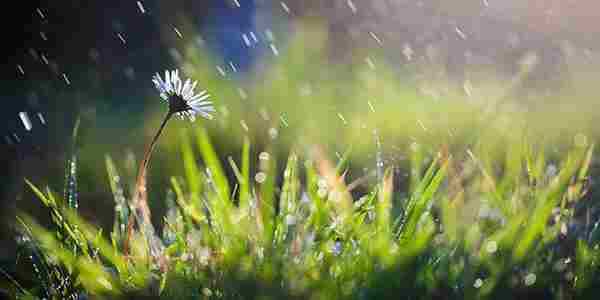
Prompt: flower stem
<box><xmin>124</xmin><ymin>111</ymin><xmax>172</xmax><ymax>256</ymax></box>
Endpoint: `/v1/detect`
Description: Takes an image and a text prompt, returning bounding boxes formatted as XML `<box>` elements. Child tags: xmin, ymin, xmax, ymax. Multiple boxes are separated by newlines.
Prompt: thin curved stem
<box><xmin>124</xmin><ymin>111</ymin><xmax>172</xmax><ymax>255</ymax></box>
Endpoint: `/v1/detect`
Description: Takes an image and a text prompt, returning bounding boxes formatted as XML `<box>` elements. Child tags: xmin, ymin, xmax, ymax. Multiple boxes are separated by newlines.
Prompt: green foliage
<box><xmin>12</xmin><ymin>126</ymin><xmax>599</xmax><ymax>299</ymax></box>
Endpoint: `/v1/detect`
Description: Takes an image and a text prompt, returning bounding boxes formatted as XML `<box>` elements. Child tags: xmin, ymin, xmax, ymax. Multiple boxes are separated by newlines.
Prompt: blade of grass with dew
<box><xmin>105</xmin><ymin>155</ymin><xmax>129</xmax><ymax>248</ymax></box>
<box><xmin>513</xmin><ymin>146</ymin><xmax>589</xmax><ymax>262</ymax></box>
<box><xmin>397</xmin><ymin>155</ymin><xmax>447</xmax><ymax>241</ymax></box>
<box><xmin>63</xmin><ymin>116</ymin><xmax>80</xmax><ymax>210</ymax></box>
<box><xmin>258</xmin><ymin>148</ymin><xmax>277</xmax><ymax>247</ymax></box>
<box><xmin>196</xmin><ymin>126</ymin><xmax>233</xmax><ymax>240</ymax></box>
<box><xmin>274</xmin><ymin>153</ymin><xmax>299</xmax><ymax>246</ymax></box>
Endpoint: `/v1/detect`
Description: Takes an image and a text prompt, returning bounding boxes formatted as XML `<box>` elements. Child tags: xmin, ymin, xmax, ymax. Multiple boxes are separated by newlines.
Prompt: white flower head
<box><xmin>152</xmin><ymin>69</ymin><xmax>214</xmax><ymax>121</ymax></box>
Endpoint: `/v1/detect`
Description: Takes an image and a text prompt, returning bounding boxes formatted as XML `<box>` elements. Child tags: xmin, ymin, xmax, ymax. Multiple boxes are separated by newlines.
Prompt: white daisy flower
<box><xmin>152</xmin><ymin>69</ymin><xmax>215</xmax><ymax>121</ymax></box>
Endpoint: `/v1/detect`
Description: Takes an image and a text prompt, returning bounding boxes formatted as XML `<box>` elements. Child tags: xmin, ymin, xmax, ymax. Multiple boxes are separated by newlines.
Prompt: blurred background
<box><xmin>3</xmin><ymin>0</ymin><xmax>600</xmax><ymax>277</ymax></box>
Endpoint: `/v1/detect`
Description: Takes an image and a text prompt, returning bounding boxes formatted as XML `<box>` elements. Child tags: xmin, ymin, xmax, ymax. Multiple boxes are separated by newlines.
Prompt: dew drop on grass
<box><xmin>255</xmin><ymin>172</ymin><xmax>267</xmax><ymax>183</ymax></box>
<box><xmin>269</xmin><ymin>127</ymin><xmax>278</xmax><ymax>139</ymax></box>
<box><xmin>259</xmin><ymin>152</ymin><xmax>270</xmax><ymax>161</ymax></box>
<box><xmin>524</xmin><ymin>273</ymin><xmax>536</xmax><ymax>286</ymax></box>
<box><xmin>486</xmin><ymin>240</ymin><xmax>498</xmax><ymax>254</ymax></box>
<box><xmin>473</xmin><ymin>278</ymin><xmax>483</xmax><ymax>288</ymax></box>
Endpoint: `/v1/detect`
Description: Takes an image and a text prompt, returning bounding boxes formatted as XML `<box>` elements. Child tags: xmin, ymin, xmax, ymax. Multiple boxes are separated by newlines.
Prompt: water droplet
<box><xmin>18</xmin><ymin>112</ymin><xmax>32</xmax><ymax>131</ymax></box>
<box><xmin>486</xmin><ymin>240</ymin><xmax>498</xmax><ymax>253</ymax></box>
<box><xmin>117</xmin><ymin>33</ymin><xmax>126</xmax><ymax>44</ymax></box>
<box><xmin>173</xmin><ymin>26</ymin><xmax>183</xmax><ymax>38</ymax></box>
<box><xmin>62</xmin><ymin>73</ymin><xmax>71</xmax><ymax>85</ymax></box>
<box><xmin>524</xmin><ymin>273</ymin><xmax>536</xmax><ymax>286</ymax></box>
<box><xmin>270</xmin><ymin>43</ymin><xmax>279</xmax><ymax>56</ymax></box>
<box><xmin>136</xmin><ymin>1</ymin><xmax>146</xmax><ymax>13</ymax></box>
<box><xmin>347</xmin><ymin>0</ymin><xmax>357</xmax><ymax>13</ymax></box>
<box><xmin>241</xmin><ymin>33</ymin><xmax>252</xmax><ymax>48</ymax></box>
<box><xmin>455</xmin><ymin>26</ymin><xmax>467</xmax><ymax>40</ymax></box>
<box><xmin>268</xmin><ymin>127</ymin><xmax>278</xmax><ymax>139</ymax></box>
<box><xmin>338</xmin><ymin>113</ymin><xmax>348</xmax><ymax>125</ymax></box>
<box><xmin>259</xmin><ymin>152</ymin><xmax>270</xmax><ymax>161</ymax></box>
<box><xmin>317</xmin><ymin>187</ymin><xmax>328</xmax><ymax>198</ymax></box>
<box><xmin>16</xmin><ymin>64</ymin><xmax>25</xmax><ymax>75</ymax></box>
<box><xmin>255</xmin><ymin>172</ymin><xmax>267</xmax><ymax>183</ymax></box>
<box><xmin>365</xmin><ymin>57</ymin><xmax>375</xmax><ymax>69</ymax></box>
<box><xmin>369</xmin><ymin>31</ymin><xmax>383</xmax><ymax>46</ymax></box>
<box><xmin>280</xmin><ymin>1</ymin><xmax>290</xmax><ymax>14</ymax></box>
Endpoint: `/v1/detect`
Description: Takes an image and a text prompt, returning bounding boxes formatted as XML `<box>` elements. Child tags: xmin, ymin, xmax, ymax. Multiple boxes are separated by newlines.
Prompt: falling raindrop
<box><xmin>280</xmin><ymin>2</ymin><xmax>290</xmax><ymax>14</ymax></box>
<box><xmin>173</xmin><ymin>26</ymin><xmax>183</xmax><ymax>38</ymax></box>
<box><xmin>347</xmin><ymin>0</ymin><xmax>357</xmax><ymax>13</ymax></box>
<box><xmin>337</xmin><ymin>113</ymin><xmax>348</xmax><ymax>125</ymax></box>
<box><xmin>229</xmin><ymin>61</ymin><xmax>238</xmax><ymax>72</ymax></box>
<box><xmin>216</xmin><ymin>65</ymin><xmax>226</xmax><ymax>77</ymax></box>
<box><xmin>369</xmin><ymin>31</ymin><xmax>383</xmax><ymax>46</ymax></box>
<box><xmin>136</xmin><ymin>1</ymin><xmax>146</xmax><ymax>13</ymax></box>
<box><xmin>242</xmin><ymin>33</ymin><xmax>251</xmax><ymax>47</ymax></box>
<box><xmin>365</xmin><ymin>56</ymin><xmax>376</xmax><ymax>69</ymax></box>
<box><xmin>265</xmin><ymin>29</ymin><xmax>275</xmax><ymax>41</ymax></box>
<box><xmin>36</xmin><ymin>8</ymin><xmax>46</xmax><ymax>19</ymax></box>
<box><xmin>455</xmin><ymin>26</ymin><xmax>467</xmax><ymax>40</ymax></box>
<box><xmin>41</xmin><ymin>54</ymin><xmax>49</xmax><ymax>65</ymax></box>
<box><xmin>18</xmin><ymin>112</ymin><xmax>33</xmax><ymax>131</ymax></box>
<box><xmin>249</xmin><ymin>31</ymin><xmax>258</xmax><ymax>43</ymax></box>
<box><xmin>62</xmin><ymin>73</ymin><xmax>71</xmax><ymax>85</ymax></box>
<box><xmin>270</xmin><ymin>43</ymin><xmax>279</xmax><ymax>56</ymax></box>
<box><xmin>117</xmin><ymin>33</ymin><xmax>126</xmax><ymax>44</ymax></box>
<box><xmin>238</xmin><ymin>88</ymin><xmax>248</xmax><ymax>99</ymax></box>
<box><xmin>368</xmin><ymin>100</ymin><xmax>375</xmax><ymax>112</ymax></box>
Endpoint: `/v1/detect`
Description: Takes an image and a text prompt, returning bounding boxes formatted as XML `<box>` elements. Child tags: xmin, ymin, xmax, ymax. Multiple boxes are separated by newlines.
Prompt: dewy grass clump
<box><xmin>10</xmin><ymin>122</ymin><xmax>600</xmax><ymax>299</ymax></box>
